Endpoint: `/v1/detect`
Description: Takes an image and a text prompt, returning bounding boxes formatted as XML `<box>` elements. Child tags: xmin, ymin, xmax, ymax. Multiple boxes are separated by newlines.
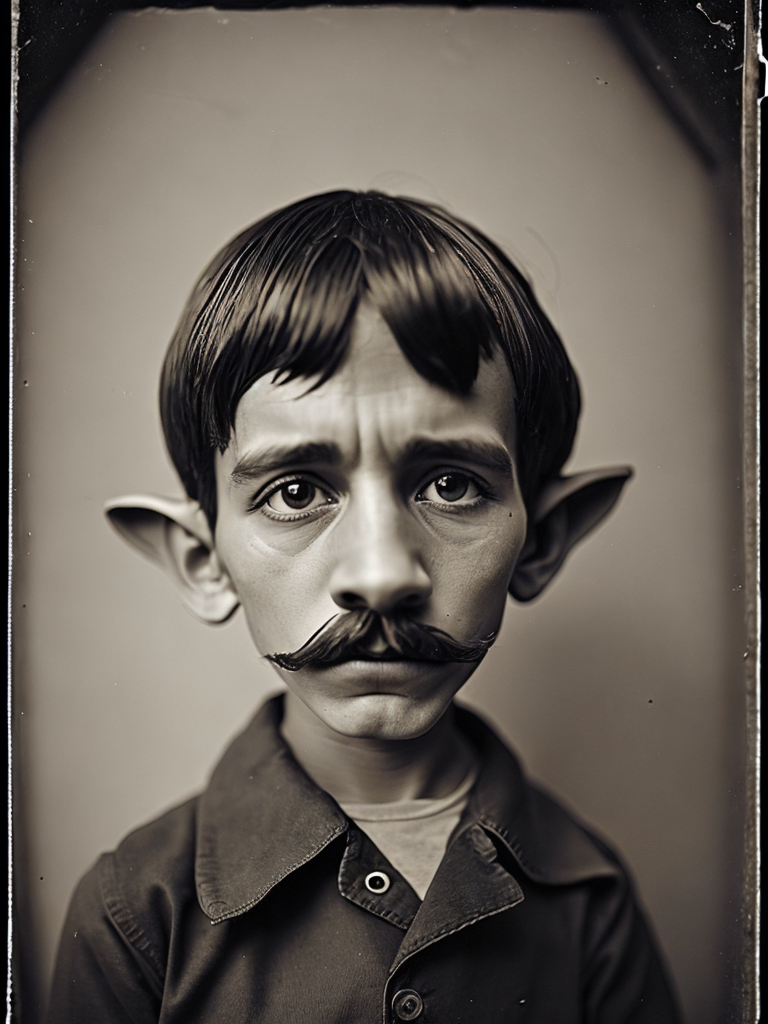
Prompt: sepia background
<box><xmin>15</xmin><ymin>8</ymin><xmax>748</xmax><ymax>1022</ymax></box>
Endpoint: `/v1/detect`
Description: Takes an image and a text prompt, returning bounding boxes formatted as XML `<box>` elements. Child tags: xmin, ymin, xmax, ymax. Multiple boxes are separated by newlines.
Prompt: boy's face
<box><xmin>212</xmin><ymin>302</ymin><xmax>527</xmax><ymax>742</ymax></box>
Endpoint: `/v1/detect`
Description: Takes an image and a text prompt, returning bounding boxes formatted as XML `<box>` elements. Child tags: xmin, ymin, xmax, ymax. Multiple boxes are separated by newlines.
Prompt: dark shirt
<box><xmin>48</xmin><ymin>696</ymin><xmax>680</xmax><ymax>1023</ymax></box>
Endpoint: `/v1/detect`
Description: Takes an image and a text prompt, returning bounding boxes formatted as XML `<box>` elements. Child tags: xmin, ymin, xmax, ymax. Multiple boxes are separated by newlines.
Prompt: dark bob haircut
<box><xmin>160</xmin><ymin>190</ymin><xmax>581</xmax><ymax>526</ymax></box>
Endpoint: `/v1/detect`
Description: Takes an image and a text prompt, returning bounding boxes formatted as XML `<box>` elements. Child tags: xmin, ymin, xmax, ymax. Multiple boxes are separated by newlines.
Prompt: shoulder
<box><xmin>105</xmin><ymin>794</ymin><xmax>200</xmax><ymax>886</ymax></box>
<box><xmin>459</xmin><ymin>703</ymin><xmax>628</xmax><ymax>888</ymax></box>
<box><xmin>50</xmin><ymin>796</ymin><xmax>203</xmax><ymax>1009</ymax></box>
<box><xmin>522</xmin><ymin>781</ymin><xmax>629</xmax><ymax>882</ymax></box>
<box><xmin>461</xmin><ymin>714</ymin><xmax>679</xmax><ymax>1007</ymax></box>
<box><xmin>92</xmin><ymin>698</ymin><xmax>285</xmax><ymax>922</ymax></box>
<box><xmin>88</xmin><ymin>796</ymin><xmax>202</xmax><ymax>963</ymax></box>
<box><xmin>105</xmin><ymin>793</ymin><xmax>200</xmax><ymax>883</ymax></box>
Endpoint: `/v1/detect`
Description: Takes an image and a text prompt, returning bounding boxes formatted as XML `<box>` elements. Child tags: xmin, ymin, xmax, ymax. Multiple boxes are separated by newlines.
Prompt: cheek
<box><xmin>427</xmin><ymin>516</ymin><xmax>526</xmax><ymax>628</ymax></box>
<box><xmin>215</xmin><ymin>522</ymin><xmax>332</xmax><ymax>654</ymax></box>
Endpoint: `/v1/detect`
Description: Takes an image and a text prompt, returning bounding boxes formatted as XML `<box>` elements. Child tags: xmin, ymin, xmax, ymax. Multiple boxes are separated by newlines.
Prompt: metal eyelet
<box><xmin>364</xmin><ymin>870</ymin><xmax>391</xmax><ymax>893</ymax></box>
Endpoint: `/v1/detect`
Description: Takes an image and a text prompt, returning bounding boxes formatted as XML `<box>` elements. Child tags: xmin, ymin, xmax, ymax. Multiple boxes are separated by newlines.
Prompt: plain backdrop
<box><xmin>15</xmin><ymin>8</ymin><xmax>748</xmax><ymax>1022</ymax></box>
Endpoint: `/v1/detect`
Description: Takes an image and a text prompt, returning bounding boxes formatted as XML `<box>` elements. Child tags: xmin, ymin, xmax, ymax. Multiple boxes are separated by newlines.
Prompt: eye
<box><xmin>417</xmin><ymin>472</ymin><xmax>483</xmax><ymax>506</ymax></box>
<box><xmin>259</xmin><ymin>478</ymin><xmax>337</xmax><ymax>519</ymax></box>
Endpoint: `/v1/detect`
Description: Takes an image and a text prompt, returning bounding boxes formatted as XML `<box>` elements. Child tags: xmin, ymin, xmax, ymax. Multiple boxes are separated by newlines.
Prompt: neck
<box><xmin>280</xmin><ymin>693</ymin><xmax>474</xmax><ymax>804</ymax></box>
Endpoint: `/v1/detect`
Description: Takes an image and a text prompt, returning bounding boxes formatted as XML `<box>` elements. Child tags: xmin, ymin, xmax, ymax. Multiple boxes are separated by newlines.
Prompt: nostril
<box><xmin>333</xmin><ymin>587</ymin><xmax>427</xmax><ymax>614</ymax></box>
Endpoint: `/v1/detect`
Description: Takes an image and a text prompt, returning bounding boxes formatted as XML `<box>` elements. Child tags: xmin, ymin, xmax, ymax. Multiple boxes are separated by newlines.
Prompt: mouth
<box><xmin>335</xmin><ymin>646</ymin><xmax>437</xmax><ymax>665</ymax></box>
<box><xmin>311</xmin><ymin>655</ymin><xmax>446</xmax><ymax>692</ymax></box>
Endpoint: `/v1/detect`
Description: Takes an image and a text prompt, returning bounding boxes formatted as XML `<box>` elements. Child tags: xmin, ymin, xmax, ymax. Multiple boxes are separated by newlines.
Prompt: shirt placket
<box><xmin>337</xmin><ymin>825</ymin><xmax>422</xmax><ymax>931</ymax></box>
<box><xmin>338</xmin><ymin>821</ymin><xmax>526</xmax><ymax>1024</ymax></box>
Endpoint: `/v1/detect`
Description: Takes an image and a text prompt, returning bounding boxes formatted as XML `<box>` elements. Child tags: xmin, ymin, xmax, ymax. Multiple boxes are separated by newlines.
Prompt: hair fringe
<box><xmin>159</xmin><ymin>190</ymin><xmax>581</xmax><ymax>526</ymax></box>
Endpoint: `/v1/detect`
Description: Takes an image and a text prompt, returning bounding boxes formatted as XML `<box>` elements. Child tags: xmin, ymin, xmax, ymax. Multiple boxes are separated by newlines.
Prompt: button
<box><xmin>364</xmin><ymin>870</ymin><xmax>391</xmax><ymax>893</ymax></box>
<box><xmin>393</xmin><ymin>989</ymin><xmax>423</xmax><ymax>1020</ymax></box>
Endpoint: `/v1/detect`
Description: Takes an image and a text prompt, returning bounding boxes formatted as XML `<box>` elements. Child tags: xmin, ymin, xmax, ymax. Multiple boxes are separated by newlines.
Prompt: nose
<box><xmin>329</xmin><ymin>492</ymin><xmax>432</xmax><ymax>617</ymax></box>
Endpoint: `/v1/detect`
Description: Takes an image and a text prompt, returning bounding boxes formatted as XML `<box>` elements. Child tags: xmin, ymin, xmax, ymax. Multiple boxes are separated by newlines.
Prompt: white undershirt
<box><xmin>340</xmin><ymin>764</ymin><xmax>479</xmax><ymax>899</ymax></box>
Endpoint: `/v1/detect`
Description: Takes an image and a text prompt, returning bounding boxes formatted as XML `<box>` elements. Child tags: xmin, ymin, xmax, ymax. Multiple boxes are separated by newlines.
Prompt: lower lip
<box><xmin>314</xmin><ymin>658</ymin><xmax>443</xmax><ymax>688</ymax></box>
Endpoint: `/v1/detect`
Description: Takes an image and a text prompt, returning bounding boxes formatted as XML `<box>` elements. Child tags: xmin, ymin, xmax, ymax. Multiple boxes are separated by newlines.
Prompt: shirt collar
<box><xmin>195</xmin><ymin>695</ymin><xmax>617</xmax><ymax>923</ymax></box>
<box><xmin>456</xmin><ymin>705</ymin><xmax>618</xmax><ymax>886</ymax></box>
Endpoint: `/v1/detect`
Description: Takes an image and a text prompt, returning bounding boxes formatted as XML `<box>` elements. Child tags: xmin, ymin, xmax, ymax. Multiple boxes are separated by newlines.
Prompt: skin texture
<box><xmin>108</xmin><ymin>301</ymin><xmax>628</xmax><ymax>802</ymax></box>
<box><xmin>210</xmin><ymin>302</ymin><xmax>529</xmax><ymax>800</ymax></box>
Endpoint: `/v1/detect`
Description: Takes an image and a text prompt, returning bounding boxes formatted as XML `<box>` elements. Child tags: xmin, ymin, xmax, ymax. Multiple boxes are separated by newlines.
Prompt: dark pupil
<box><xmin>282</xmin><ymin>481</ymin><xmax>315</xmax><ymax>509</ymax></box>
<box><xmin>435</xmin><ymin>473</ymin><xmax>469</xmax><ymax>502</ymax></box>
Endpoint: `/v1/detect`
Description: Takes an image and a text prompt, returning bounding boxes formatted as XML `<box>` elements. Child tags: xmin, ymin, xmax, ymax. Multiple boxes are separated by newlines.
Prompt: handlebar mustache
<box><xmin>265</xmin><ymin>609</ymin><xmax>497</xmax><ymax>672</ymax></box>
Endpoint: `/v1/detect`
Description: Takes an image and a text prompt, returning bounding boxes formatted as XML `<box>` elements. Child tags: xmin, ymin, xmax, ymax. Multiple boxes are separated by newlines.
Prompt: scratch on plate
<box><xmin>695</xmin><ymin>3</ymin><xmax>732</xmax><ymax>31</ymax></box>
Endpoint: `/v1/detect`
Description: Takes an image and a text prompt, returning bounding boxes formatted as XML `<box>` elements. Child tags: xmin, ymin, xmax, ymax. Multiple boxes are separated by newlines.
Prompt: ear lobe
<box><xmin>509</xmin><ymin>467</ymin><xmax>633</xmax><ymax>603</ymax></box>
<box><xmin>105</xmin><ymin>494</ymin><xmax>240</xmax><ymax>624</ymax></box>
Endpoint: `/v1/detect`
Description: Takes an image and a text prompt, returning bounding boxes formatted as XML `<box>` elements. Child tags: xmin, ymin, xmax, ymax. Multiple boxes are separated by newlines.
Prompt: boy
<box><xmin>49</xmin><ymin>191</ymin><xmax>680</xmax><ymax>1022</ymax></box>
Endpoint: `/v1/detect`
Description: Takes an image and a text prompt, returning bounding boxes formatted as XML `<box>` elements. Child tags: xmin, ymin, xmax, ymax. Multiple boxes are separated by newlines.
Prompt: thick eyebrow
<box><xmin>229</xmin><ymin>442</ymin><xmax>342</xmax><ymax>486</ymax></box>
<box><xmin>404</xmin><ymin>438</ymin><xmax>514</xmax><ymax>478</ymax></box>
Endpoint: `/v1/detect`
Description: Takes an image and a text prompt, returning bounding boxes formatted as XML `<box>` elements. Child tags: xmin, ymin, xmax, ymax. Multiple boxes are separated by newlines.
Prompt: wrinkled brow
<box><xmin>229</xmin><ymin>443</ymin><xmax>342</xmax><ymax>485</ymax></box>
<box><xmin>403</xmin><ymin>438</ymin><xmax>514</xmax><ymax>478</ymax></box>
<box><xmin>228</xmin><ymin>437</ymin><xmax>514</xmax><ymax>487</ymax></box>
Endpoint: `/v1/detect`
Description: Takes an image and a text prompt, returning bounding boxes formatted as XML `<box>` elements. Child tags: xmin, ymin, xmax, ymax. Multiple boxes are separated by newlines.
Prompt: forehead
<box><xmin>223</xmin><ymin>303</ymin><xmax>517</xmax><ymax>466</ymax></box>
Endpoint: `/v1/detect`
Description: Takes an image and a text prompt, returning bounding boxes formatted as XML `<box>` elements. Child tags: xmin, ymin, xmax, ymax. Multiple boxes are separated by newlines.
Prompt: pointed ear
<box><xmin>509</xmin><ymin>467</ymin><xmax>633</xmax><ymax>603</ymax></box>
<box><xmin>104</xmin><ymin>494</ymin><xmax>240</xmax><ymax>624</ymax></box>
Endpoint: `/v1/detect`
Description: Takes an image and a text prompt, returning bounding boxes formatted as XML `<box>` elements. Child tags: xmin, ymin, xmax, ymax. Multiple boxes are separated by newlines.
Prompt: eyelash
<box><xmin>414</xmin><ymin>469</ymin><xmax>494</xmax><ymax>512</ymax></box>
<box><xmin>250</xmin><ymin>469</ymin><xmax>494</xmax><ymax>523</ymax></box>
<box><xmin>250</xmin><ymin>475</ymin><xmax>339</xmax><ymax>523</ymax></box>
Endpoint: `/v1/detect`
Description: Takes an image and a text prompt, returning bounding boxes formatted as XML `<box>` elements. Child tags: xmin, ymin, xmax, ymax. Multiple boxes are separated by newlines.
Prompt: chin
<box><xmin>318</xmin><ymin>692</ymin><xmax>452</xmax><ymax>742</ymax></box>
